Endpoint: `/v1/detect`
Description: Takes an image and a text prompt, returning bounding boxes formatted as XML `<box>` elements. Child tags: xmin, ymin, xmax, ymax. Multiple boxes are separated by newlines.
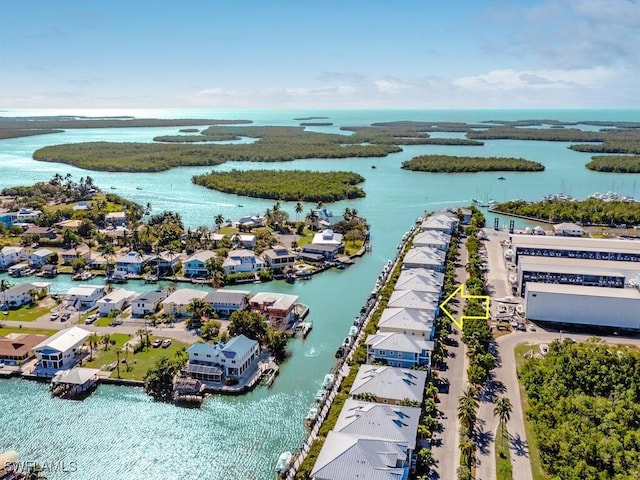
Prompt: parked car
<box><xmin>50</xmin><ymin>312</ymin><xmax>59</xmax><ymax>321</ymax></box>
<box><xmin>152</xmin><ymin>339</ymin><xmax>162</xmax><ymax>348</ymax></box>
<box><xmin>110</xmin><ymin>319</ymin><xmax>122</xmax><ymax>326</ymax></box>
<box><xmin>85</xmin><ymin>314</ymin><xmax>98</xmax><ymax>324</ymax></box>
<box><xmin>161</xmin><ymin>339</ymin><xmax>172</xmax><ymax>348</ymax></box>
<box><xmin>61</xmin><ymin>313</ymin><xmax>70</xmax><ymax>322</ymax></box>
<box><xmin>528</xmin><ymin>324</ymin><xmax>536</xmax><ymax>331</ymax></box>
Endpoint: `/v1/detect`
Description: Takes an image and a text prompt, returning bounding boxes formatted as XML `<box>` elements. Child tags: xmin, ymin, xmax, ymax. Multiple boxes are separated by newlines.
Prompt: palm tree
<box><xmin>457</xmin><ymin>388</ymin><xmax>478</xmax><ymax>435</ymax></box>
<box><xmin>0</xmin><ymin>279</ymin><xmax>12</xmax><ymax>308</ymax></box>
<box><xmin>87</xmin><ymin>333</ymin><xmax>100</xmax><ymax>360</ymax></box>
<box><xmin>114</xmin><ymin>347</ymin><xmax>122</xmax><ymax>378</ymax></box>
<box><xmin>306</xmin><ymin>209</ymin><xmax>319</xmax><ymax>231</ymax></box>
<box><xmin>101</xmin><ymin>333</ymin><xmax>111</xmax><ymax>351</ymax></box>
<box><xmin>343</xmin><ymin>207</ymin><xmax>352</xmax><ymax>220</ymax></box>
<box><xmin>214</xmin><ymin>214</ymin><xmax>225</xmax><ymax>232</ymax></box>
<box><xmin>295</xmin><ymin>202</ymin><xmax>303</xmax><ymax>222</ymax></box>
<box><xmin>493</xmin><ymin>396</ymin><xmax>513</xmax><ymax>438</ymax></box>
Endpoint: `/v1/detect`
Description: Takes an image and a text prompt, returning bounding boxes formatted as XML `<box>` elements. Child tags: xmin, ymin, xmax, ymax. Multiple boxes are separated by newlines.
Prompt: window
<box><xmin>398</xmin><ymin>352</ymin><xmax>402</xmax><ymax>357</ymax></box>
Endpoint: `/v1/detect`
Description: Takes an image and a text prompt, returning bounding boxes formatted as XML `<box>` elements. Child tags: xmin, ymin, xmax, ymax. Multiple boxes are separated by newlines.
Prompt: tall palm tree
<box><xmin>0</xmin><ymin>279</ymin><xmax>12</xmax><ymax>308</ymax></box>
<box><xmin>114</xmin><ymin>347</ymin><xmax>122</xmax><ymax>379</ymax></box>
<box><xmin>493</xmin><ymin>396</ymin><xmax>513</xmax><ymax>438</ymax></box>
<box><xmin>295</xmin><ymin>202</ymin><xmax>303</xmax><ymax>222</ymax></box>
<box><xmin>87</xmin><ymin>333</ymin><xmax>100</xmax><ymax>360</ymax></box>
<box><xmin>457</xmin><ymin>388</ymin><xmax>478</xmax><ymax>435</ymax></box>
<box><xmin>214</xmin><ymin>214</ymin><xmax>225</xmax><ymax>231</ymax></box>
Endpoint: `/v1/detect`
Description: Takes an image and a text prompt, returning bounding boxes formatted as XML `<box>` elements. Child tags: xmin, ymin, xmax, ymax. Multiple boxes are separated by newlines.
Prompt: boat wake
<box><xmin>304</xmin><ymin>347</ymin><xmax>319</xmax><ymax>358</ymax></box>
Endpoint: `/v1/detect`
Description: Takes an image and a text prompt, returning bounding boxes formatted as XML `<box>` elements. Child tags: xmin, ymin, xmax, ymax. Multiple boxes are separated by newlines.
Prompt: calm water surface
<box><xmin>1</xmin><ymin>109</ymin><xmax>638</xmax><ymax>479</ymax></box>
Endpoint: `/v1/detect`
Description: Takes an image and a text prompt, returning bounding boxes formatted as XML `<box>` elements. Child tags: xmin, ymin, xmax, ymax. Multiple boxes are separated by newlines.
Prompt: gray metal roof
<box><xmin>334</xmin><ymin>399</ymin><xmax>420</xmax><ymax>449</ymax></box>
<box><xmin>350</xmin><ymin>365</ymin><xmax>427</xmax><ymax>404</ymax></box>
<box><xmin>311</xmin><ymin>431</ymin><xmax>408</xmax><ymax>480</ymax></box>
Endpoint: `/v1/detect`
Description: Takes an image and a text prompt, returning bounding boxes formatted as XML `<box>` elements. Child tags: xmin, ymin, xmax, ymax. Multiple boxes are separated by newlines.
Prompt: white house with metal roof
<box><xmin>185</xmin><ymin>334</ymin><xmax>260</xmax><ymax>381</ymax></box>
<box><xmin>387</xmin><ymin>289</ymin><xmax>439</xmax><ymax>314</ymax></box>
<box><xmin>377</xmin><ymin>307</ymin><xmax>435</xmax><ymax>338</ymax></box>
<box><xmin>395</xmin><ymin>269</ymin><xmax>444</xmax><ymax>296</ymax></box>
<box><xmin>115</xmin><ymin>251</ymin><xmax>148</xmax><ymax>274</ymax></box>
<box><xmin>34</xmin><ymin>326</ymin><xmax>91</xmax><ymax>372</ymax></box>
<box><xmin>412</xmin><ymin>230</ymin><xmax>451</xmax><ymax>250</ymax></box>
<box><xmin>66</xmin><ymin>285</ymin><xmax>106</xmax><ymax>310</ymax></box>
<box><xmin>350</xmin><ymin>365</ymin><xmax>427</xmax><ymax>405</ymax></box>
<box><xmin>0</xmin><ymin>246</ymin><xmax>27</xmax><ymax>269</ymax></box>
<box><xmin>310</xmin><ymin>431</ymin><xmax>410</xmax><ymax>480</ymax></box>
<box><xmin>131</xmin><ymin>290</ymin><xmax>169</xmax><ymax>317</ymax></box>
<box><xmin>222</xmin><ymin>249</ymin><xmax>265</xmax><ymax>275</ymax></box>
<box><xmin>334</xmin><ymin>399</ymin><xmax>421</xmax><ymax>452</ymax></box>
<box><xmin>28</xmin><ymin>248</ymin><xmax>55</xmax><ymax>267</ymax></box>
<box><xmin>402</xmin><ymin>247</ymin><xmax>446</xmax><ymax>271</ymax></box>
<box><xmin>96</xmin><ymin>288</ymin><xmax>135</xmax><ymax>316</ymax></box>
<box><xmin>161</xmin><ymin>288</ymin><xmax>209</xmax><ymax>316</ymax></box>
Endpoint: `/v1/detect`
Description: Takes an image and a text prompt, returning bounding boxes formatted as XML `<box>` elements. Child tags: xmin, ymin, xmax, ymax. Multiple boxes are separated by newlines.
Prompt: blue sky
<box><xmin>0</xmin><ymin>0</ymin><xmax>638</xmax><ymax>109</ymax></box>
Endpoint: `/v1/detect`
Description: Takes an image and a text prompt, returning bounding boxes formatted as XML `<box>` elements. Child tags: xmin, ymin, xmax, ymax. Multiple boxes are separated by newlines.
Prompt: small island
<box><xmin>401</xmin><ymin>155</ymin><xmax>544</xmax><ymax>172</ymax></box>
<box><xmin>491</xmin><ymin>197</ymin><xmax>640</xmax><ymax>225</ymax></box>
<box><xmin>293</xmin><ymin>116</ymin><xmax>330</xmax><ymax>121</ymax></box>
<box><xmin>586</xmin><ymin>155</ymin><xmax>640</xmax><ymax>173</ymax></box>
<box><xmin>192</xmin><ymin>169</ymin><xmax>366</xmax><ymax>202</ymax></box>
<box><xmin>178</xmin><ymin>128</ymin><xmax>200</xmax><ymax>133</ymax></box>
<box><xmin>299</xmin><ymin>122</ymin><xmax>334</xmax><ymax>126</ymax></box>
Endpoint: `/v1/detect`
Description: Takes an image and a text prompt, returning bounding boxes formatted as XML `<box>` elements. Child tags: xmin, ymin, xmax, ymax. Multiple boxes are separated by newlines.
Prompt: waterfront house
<box><xmin>28</xmin><ymin>248</ymin><xmax>55</xmax><ymax>268</ymax></box>
<box><xmin>61</xmin><ymin>244</ymin><xmax>91</xmax><ymax>265</ymax></box>
<box><xmin>65</xmin><ymin>285</ymin><xmax>106</xmax><ymax>310</ymax></box>
<box><xmin>366</xmin><ymin>332</ymin><xmax>433</xmax><ymax>369</ymax></box>
<box><xmin>131</xmin><ymin>290</ymin><xmax>168</xmax><ymax>317</ymax></box>
<box><xmin>248</xmin><ymin>292</ymin><xmax>298</xmax><ymax>325</ymax></box>
<box><xmin>185</xmin><ymin>334</ymin><xmax>260</xmax><ymax>382</ymax></box>
<box><xmin>387</xmin><ymin>289</ymin><xmax>439</xmax><ymax>315</ymax></box>
<box><xmin>445</xmin><ymin>206</ymin><xmax>472</xmax><ymax>224</ymax></box>
<box><xmin>115</xmin><ymin>251</ymin><xmax>147</xmax><ymax>275</ymax></box>
<box><xmin>334</xmin><ymin>399</ymin><xmax>421</xmax><ymax>454</ymax></box>
<box><xmin>395</xmin><ymin>269</ymin><xmax>444</xmax><ymax>296</ymax></box>
<box><xmin>33</xmin><ymin>326</ymin><xmax>92</xmax><ymax>372</ymax></box>
<box><xmin>0</xmin><ymin>246</ymin><xmax>27</xmax><ymax>270</ymax></box>
<box><xmin>402</xmin><ymin>247</ymin><xmax>446</xmax><ymax>271</ymax></box>
<box><xmin>0</xmin><ymin>333</ymin><xmax>46</xmax><ymax>366</ymax></box>
<box><xmin>150</xmin><ymin>250</ymin><xmax>182</xmax><ymax>275</ymax></box>
<box><xmin>301</xmin><ymin>229</ymin><xmax>345</xmax><ymax>261</ymax></box>
<box><xmin>7</xmin><ymin>263</ymin><xmax>31</xmax><ymax>277</ymax></box>
<box><xmin>310</xmin><ymin>431</ymin><xmax>410</xmax><ymax>480</ymax></box>
<box><xmin>96</xmin><ymin>288</ymin><xmax>135</xmax><ymax>316</ymax></box>
<box><xmin>161</xmin><ymin>288</ymin><xmax>209</xmax><ymax>317</ymax></box>
<box><xmin>553</xmin><ymin>222</ymin><xmax>585</xmax><ymax>237</ymax></box>
<box><xmin>377</xmin><ymin>307</ymin><xmax>436</xmax><ymax>338</ymax></box>
<box><xmin>222</xmin><ymin>249</ymin><xmax>265</xmax><ymax>275</ymax></box>
<box><xmin>261</xmin><ymin>246</ymin><xmax>296</xmax><ymax>271</ymax></box>
<box><xmin>236</xmin><ymin>215</ymin><xmax>265</xmax><ymax>229</ymax></box>
<box><xmin>420</xmin><ymin>213</ymin><xmax>457</xmax><ymax>234</ymax></box>
<box><xmin>2</xmin><ymin>282</ymin><xmax>39</xmax><ymax>309</ymax></box>
<box><xmin>183</xmin><ymin>250</ymin><xmax>217</xmax><ymax>278</ymax></box>
<box><xmin>41</xmin><ymin>264</ymin><xmax>58</xmax><ymax>277</ymax></box>
<box><xmin>312</xmin><ymin>229</ymin><xmax>343</xmax><ymax>246</ymax></box>
<box><xmin>105</xmin><ymin>211</ymin><xmax>127</xmax><ymax>227</ymax></box>
<box><xmin>205</xmin><ymin>289</ymin><xmax>250</xmax><ymax>318</ymax></box>
<box><xmin>412</xmin><ymin>230</ymin><xmax>451</xmax><ymax>251</ymax></box>
<box><xmin>349</xmin><ymin>365</ymin><xmax>427</xmax><ymax>405</ymax></box>
<box><xmin>232</xmin><ymin>234</ymin><xmax>256</xmax><ymax>249</ymax></box>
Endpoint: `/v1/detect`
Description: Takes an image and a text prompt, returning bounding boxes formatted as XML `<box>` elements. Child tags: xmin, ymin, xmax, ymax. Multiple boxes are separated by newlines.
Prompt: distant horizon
<box><xmin>1</xmin><ymin>0</ymin><xmax>638</xmax><ymax>109</ymax></box>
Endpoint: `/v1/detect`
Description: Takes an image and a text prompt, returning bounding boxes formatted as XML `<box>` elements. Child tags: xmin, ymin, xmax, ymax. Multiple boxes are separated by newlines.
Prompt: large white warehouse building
<box><xmin>525</xmin><ymin>283</ymin><xmax>640</xmax><ymax>330</ymax></box>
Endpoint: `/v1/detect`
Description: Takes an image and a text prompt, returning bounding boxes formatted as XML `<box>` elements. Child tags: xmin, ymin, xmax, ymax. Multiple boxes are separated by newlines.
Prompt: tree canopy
<box><xmin>192</xmin><ymin>169</ymin><xmax>366</xmax><ymax>202</ymax></box>
<box><xmin>402</xmin><ymin>155</ymin><xmax>544</xmax><ymax>173</ymax></box>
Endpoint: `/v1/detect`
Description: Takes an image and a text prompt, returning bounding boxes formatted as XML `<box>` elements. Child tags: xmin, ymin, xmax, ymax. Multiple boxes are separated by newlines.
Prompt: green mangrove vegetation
<box><xmin>0</xmin><ymin>129</ymin><xmax>64</xmax><ymax>140</ymax></box>
<box><xmin>33</xmin><ymin>126</ymin><xmax>402</xmax><ymax>172</ymax></box>
<box><xmin>519</xmin><ymin>339</ymin><xmax>640</xmax><ymax>479</ymax></box>
<box><xmin>493</xmin><ymin>198</ymin><xmax>640</xmax><ymax>225</ymax></box>
<box><xmin>586</xmin><ymin>155</ymin><xmax>640</xmax><ymax>172</ymax></box>
<box><xmin>401</xmin><ymin>155</ymin><xmax>544</xmax><ymax>172</ymax></box>
<box><xmin>192</xmin><ymin>169</ymin><xmax>366</xmax><ymax>202</ymax></box>
<box><xmin>153</xmin><ymin>133</ymin><xmax>241</xmax><ymax>142</ymax></box>
<box><xmin>571</xmin><ymin>141</ymin><xmax>640</xmax><ymax>155</ymax></box>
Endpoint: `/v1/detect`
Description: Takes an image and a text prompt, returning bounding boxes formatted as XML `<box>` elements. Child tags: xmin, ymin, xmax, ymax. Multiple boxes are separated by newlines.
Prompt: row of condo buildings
<box><xmin>309</xmin><ymin>209</ymin><xmax>464</xmax><ymax>480</ymax></box>
<box><xmin>0</xmin><ymin>229</ymin><xmax>347</xmax><ymax>279</ymax></box>
<box><xmin>507</xmin><ymin>234</ymin><xmax>640</xmax><ymax>330</ymax></box>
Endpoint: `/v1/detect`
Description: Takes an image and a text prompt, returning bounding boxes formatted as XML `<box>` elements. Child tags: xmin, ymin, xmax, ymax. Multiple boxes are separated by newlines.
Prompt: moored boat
<box><xmin>275</xmin><ymin>451</ymin><xmax>292</xmax><ymax>475</ymax></box>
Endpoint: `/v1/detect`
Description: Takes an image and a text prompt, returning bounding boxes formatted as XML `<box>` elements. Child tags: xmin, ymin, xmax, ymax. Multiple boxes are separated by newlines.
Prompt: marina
<box><xmin>1</xmin><ymin>108</ymin><xmax>638</xmax><ymax>479</ymax></box>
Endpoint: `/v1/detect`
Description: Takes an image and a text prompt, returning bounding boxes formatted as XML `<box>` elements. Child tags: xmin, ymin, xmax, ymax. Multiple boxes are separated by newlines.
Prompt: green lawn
<box><xmin>2</xmin><ymin>304</ymin><xmax>54</xmax><ymax>322</ymax></box>
<box><xmin>514</xmin><ymin>343</ymin><xmax>546</xmax><ymax>480</ymax></box>
<box><xmin>0</xmin><ymin>325</ymin><xmax>57</xmax><ymax>337</ymax></box>
<box><xmin>82</xmin><ymin>333</ymin><xmax>188</xmax><ymax>380</ymax></box>
<box><xmin>344</xmin><ymin>240</ymin><xmax>364</xmax><ymax>256</ymax></box>
<box><xmin>93</xmin><ymin>316</ymin><xmax>114</xmax><ymax>327</ymax></box>
<box><xmin>495</xmin><ymin>421</ymin><xmax>513</xmax><ymax>480</ymax></box>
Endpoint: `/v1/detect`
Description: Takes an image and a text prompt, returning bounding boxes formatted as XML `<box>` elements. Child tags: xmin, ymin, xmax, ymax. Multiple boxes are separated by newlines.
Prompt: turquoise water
<box><xmin>1</xmin><ymin>109</ymin><xmax>639</xmax><ymax>479</ymax></box>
